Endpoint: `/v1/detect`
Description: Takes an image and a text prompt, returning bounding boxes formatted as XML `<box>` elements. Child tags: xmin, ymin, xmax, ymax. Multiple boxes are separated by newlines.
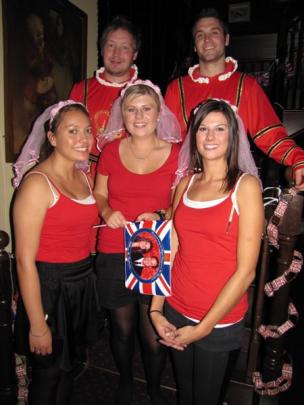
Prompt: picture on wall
<box><xmin>2</xmin><ymin>0</ymin><xmax>87</xmax><ymax>162</ymax></box>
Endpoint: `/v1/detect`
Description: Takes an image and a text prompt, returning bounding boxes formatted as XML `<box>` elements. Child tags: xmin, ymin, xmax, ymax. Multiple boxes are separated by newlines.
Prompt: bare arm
<box><xmin>13</xmin><ymin>174</ymin><xmax>53</xmax><ymax>354</ymax></box>
<box><xmin>174</xmin><ymin>175</ymin><xmax>264</xmax><ymax>345</ymax></box>
<box><xmin>150</xmin><ymin>177</ymin><xmax>190</xmax><ymax>349</ymax></box>
<box><xmin>94</xmin><ymin>173</ymin><xmax>127</xmax><ymax>228</ymax></box>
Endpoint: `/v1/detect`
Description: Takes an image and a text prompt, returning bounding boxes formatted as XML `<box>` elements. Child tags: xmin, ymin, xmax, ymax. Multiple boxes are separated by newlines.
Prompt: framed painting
<box><xmin>124</xmin><ymin>220</ymin><xmax>172</xmax><ymax>296</ymax></box>
<box><xmin>2</xmin><ymin>0</ymin><xmax>87</xmax><ymax>162</ymax></box>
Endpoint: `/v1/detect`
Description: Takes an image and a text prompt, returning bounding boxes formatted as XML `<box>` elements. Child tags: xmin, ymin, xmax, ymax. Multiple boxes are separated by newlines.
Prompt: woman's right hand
<box><xmin>104</xmin><ymin>209</ymin><xmax>127</xmax><ymax>228</ymax></box>
<box><xmin>150</xmin><ymin>312</ymin><xmax>186</xmax><ymax>350</ymax></box>
<box><xmin>29</xmin><ymin>325</ymin><xmax>52</xmax><ymax>356</ymax></box>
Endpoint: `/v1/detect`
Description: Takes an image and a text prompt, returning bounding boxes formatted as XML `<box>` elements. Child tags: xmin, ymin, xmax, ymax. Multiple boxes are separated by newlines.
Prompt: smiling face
<box><xmin>102</xmin><ymin>28</ymin><xmax>137</xmax><ymax>82</ymax></box>
<box><xmin>122</xmin><ymin>93</ymin><xmax>160</xmax><ymax>138</ymax></box>
<box><xmin>196</xmin><ymin>111</ymin><xmax>230</xmax><ymax>162</ymax></box>
<box><xmin>193</xmin><ymin>17</ymin><xmax>229</xmax><ymax>64</ymax></box>
<box><xmin>48</xmin><ymin>109</ymin><xmax>93</xmax><ymax>162</ymax></box>
<box><xmin>143</xmin><ymin>257</ymin><xmax>158</xmax><ymax>267</ymax></box>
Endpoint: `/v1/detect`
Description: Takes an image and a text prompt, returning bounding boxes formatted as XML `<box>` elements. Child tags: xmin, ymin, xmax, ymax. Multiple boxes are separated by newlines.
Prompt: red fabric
<box><xmin>96</xmin><ymin>139</ymin><xmax>180</xmax><ymax>253</ymax></box>
<box><xmin>36</xmin><ymin>180</ymin><xmax>99</xmax><ymax>263</ymax></box>
<box><xmin>69</xmin><ymin>77</ymin><xmax>122</xmax><ymax>157</ymax></box>
<box><xmin>167</xmin><ymin>181</ymin><xmax>248</xmax><ymax>323</ymax></box>
<box><xmin>165</xmin><ymin>62</ymin><xmax>304</xmax><ymax>169</ymax></box>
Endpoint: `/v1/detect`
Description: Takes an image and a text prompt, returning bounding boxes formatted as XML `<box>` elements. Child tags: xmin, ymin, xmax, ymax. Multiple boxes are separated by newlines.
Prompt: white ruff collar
<box><xmin>95</xmin><ymin>64</ymin><xmax>138</xmax><ymax>87</ymax></box>
<box><xmin>188</xmin><ymin>57</ymin><xmax>238</xmax><ymax>84</ymax></box>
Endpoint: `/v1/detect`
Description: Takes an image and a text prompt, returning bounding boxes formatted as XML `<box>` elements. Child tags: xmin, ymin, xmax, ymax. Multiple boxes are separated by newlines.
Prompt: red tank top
<box><xmin>35</xmin><ymin>173</ymin><xmax>99</xmax><ymax>263</ymax></box>
<box><xmin>167</xmin><ymin>175</ymin><xmax>248</xmax><ymax>323</ymax></box>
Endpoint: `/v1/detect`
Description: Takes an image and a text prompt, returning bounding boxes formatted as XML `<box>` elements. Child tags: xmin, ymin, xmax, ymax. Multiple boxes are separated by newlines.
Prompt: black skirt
<box><xmin>96</xmin><ymin>252</ymin><xmax>151</xmax><ymax>309</ymax></box>
<box><xmin>14</xmin><ymin>256</ymin><xmax>100</xmax><ymax>371</ymax></box>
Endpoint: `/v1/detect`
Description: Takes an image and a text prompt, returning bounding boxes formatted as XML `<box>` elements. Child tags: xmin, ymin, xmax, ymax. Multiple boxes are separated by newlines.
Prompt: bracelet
<box><xmin>30</xmin><ymin>327</ymin><xmax>48</xmax><ymax>338</ymax></box>
<box><xmin>149</xmin><ymin>310</ymin><xmax>163</xmax><ymax>315</ymax></box>
<box><xmin>154</xmin><ymin>210</ymin><xmax>166</xmax><ymax>221</ymax></box>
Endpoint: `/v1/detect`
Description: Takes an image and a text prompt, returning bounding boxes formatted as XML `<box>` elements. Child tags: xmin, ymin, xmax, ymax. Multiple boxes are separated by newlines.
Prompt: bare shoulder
<box><xmin>238</xmin><ymin>174</ymin><xmax>262</xmax><ymax>195</ymax></box>
<box><xmin>237</xmin><ymin>174</ymin><xmax>263</xmax><ymax>209</ymax></box>
<box><xmin>16</xmin><ymin>169</ymin><xmax>52</xmax><ymax>204</ymax></box>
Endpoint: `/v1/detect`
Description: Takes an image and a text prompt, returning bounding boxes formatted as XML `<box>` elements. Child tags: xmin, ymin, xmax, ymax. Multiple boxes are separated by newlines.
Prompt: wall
<box><xmin>0</xmin><ymin>0</ymin><xmax>98</xmax><ymax>249</ymax></box>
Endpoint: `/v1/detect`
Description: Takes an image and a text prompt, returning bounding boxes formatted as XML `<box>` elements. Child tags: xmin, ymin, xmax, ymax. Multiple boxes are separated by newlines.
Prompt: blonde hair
<box><xmin>122</xmin><ymin>84</ymin><xmax>161</xmax><ymax>111</ymax></box>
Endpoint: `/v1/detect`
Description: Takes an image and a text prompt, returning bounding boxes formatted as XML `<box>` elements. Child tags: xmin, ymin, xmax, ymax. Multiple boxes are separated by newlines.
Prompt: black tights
<box><xmin>28</xmin><ymin>354</ymin><xmax>73</xmax><ymax>405</ymax></box>
<box><xmin>109</xmin><ymin>301</ymin><xmax>167</xmax><ymax>405</ymax></box>
<box><xmin>171</xmin><ymin>345</ymin><xmax>239</xmax><ymax>405</ymax></box>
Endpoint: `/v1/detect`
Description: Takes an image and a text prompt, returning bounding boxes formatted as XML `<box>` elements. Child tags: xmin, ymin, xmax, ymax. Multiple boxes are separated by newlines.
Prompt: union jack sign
<box><xmin>124</xmin><ymin>219</ymin><xmax>172</xmax><ymax>296</ymax></box>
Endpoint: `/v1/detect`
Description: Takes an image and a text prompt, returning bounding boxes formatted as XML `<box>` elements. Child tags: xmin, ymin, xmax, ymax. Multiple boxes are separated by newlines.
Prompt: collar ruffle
<box><xmin>188</xmin><ymin>57</ymin><xmax>238</xmax><ymax>84</ymax></box>
<box><xmin>95</xmin><ymin>64</ymin><xmax>138</xmax><ymax>87</ymax></box>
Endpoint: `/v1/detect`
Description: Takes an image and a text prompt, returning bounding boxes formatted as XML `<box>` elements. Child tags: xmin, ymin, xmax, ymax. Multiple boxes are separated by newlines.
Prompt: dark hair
<box><xmin>100</xmin><ymin>16</ymin><xmax>142</xmax><ymax>53</ymax></box>
<box><xmin>40</xmin><ymin>103</ymin><xmax>89</xmax><ymax>161</ymax></box>
<box><xmin>192</xmin><ymin>8</ymin><xmax>229</xmax><ymax>39</ymax></box>
<box><xmin>189</xmin><ymin>99</ymin><xmax>240</xmax><ymax>192</ymax></box>
<box><xmin>133</xmin><ymin>236</ymin><xmax>152</xmax><ymax>252</ymax></box>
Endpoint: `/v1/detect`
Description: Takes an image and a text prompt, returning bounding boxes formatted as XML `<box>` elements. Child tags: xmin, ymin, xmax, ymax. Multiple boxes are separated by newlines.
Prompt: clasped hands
<box><xmin>151</xmin><ymin>312</ymin><xmax>204</xmax><ymax>350</ymax></box>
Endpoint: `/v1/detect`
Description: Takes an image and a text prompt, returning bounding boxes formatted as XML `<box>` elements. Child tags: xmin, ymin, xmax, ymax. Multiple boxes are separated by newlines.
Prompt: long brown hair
<box><xmin>189</xmin><ymin>99</ymin><xmax>240</xmax><ymax>192</ymax></box>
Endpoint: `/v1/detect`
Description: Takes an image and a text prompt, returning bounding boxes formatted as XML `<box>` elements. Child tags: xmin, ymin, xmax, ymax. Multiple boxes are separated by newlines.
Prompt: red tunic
<box><xmin>165</xmin><ymin>58</ymin><xmax>304</xmax><ymax>170</ymax></box>
<box><xmin>36</xmin><ymin>176</ymin><xmax>99</xmax><ymax>263</ymax></box>
<box><xmin>96</xmin><ymin>139</ymin><xmax>180</xmax><ymax>253</ymax></box>
<box><xmin>69</xmin><ymin>67</ymin><xmax>137</xmax><ymax>176</ymax></box>
<box><xmin>167</xmin><ymin>175</ymin><xmax>247</xmax><ymax>324</ymax></box>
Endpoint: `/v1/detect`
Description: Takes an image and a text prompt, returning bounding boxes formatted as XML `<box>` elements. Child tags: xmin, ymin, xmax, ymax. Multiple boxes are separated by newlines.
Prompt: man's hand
<box><xmin>294</xmin><ymin>168</ymin><xmax>304</xmax><ymax>190</ymax></box>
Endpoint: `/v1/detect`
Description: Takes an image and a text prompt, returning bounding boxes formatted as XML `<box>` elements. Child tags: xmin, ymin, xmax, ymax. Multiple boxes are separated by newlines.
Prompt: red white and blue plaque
<box><xmin>124</xmin><ymin>220</ymin><xmax>172</xmax><ymax>296</ymax></box>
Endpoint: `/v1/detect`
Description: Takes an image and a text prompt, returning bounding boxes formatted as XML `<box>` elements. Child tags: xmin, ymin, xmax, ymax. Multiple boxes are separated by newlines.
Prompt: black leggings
<box><xmin>109</xmin><ymin>301</ymin><xmax>167</xmax><ymax>404</ymax></box>
<box><xmin>165</xmin><ymin>303</ymin><xmax>244</xmax><ymax>405</ymax></box>
<box><xmin>171</xmin><ymin>343</ymin><xmax>239</xmax><ymax>405</ymax></box>
<box><xmin>28</xmin><ymin>353</ymin><xmax>73</xmax><ymax>405</ymax></box>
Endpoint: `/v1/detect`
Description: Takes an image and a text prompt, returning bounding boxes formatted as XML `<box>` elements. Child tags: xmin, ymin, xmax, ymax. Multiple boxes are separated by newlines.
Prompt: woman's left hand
<box><xmin>136</xmin><ymin>212</ymin><xmax>160</xmax><ymax>221</ymax></box>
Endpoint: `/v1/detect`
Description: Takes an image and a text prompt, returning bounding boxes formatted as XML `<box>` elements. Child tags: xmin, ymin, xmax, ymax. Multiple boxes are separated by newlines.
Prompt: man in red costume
<box><xmin>69</xmin><ymin>16</ymin><xmax>141</xmax><ymax>177</ymax></box>
<box><xmin>165</xmin><ymin>8</ymin><xmax>304</xmax><ymax>188</ymax></box>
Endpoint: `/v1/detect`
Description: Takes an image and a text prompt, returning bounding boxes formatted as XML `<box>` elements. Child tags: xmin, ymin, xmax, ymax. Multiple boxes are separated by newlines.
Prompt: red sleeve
<box><xmin>240</xmin><ymin>77</ymin><xmax>304</xmax><ymax>170</ymax></box>
<box><xmin>69</xmin><ymin>80</ymin><xmax>85</xmax><ymax>103</ymax></box>
<box><xmin>96</xmin><ymin>141</ymin><xmax>116</xmax><ymax>176</ymax></box>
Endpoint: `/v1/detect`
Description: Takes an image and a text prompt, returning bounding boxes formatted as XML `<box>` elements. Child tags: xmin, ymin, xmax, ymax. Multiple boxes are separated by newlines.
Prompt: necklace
<box><xmin>127</xmin><ymin>137</ymin><xmax>158</xmax><ymax>160</ymax></box>
<box><xmin>95</xmin><ymin>64</ymin><xmax>138</xmax><ymax>87</ymax></box>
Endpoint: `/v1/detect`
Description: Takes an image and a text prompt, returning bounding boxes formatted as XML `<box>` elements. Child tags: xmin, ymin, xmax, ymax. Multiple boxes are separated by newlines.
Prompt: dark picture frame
<box><xmin>2</xmin><ymin>0</ymin><xmax>87</xmax><ymax>162</ymax></box>
<box><xmin>228</xmin><ymin>2</ymin><xmax>251</xmax><ymax>23</ymax></box>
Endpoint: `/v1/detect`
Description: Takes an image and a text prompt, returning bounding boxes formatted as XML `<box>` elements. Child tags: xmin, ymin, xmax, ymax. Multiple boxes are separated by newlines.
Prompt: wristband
<box><xmin>154</xmin><ymin>210</ymin><xmax>166</xmax><ymax>220</ymax></box>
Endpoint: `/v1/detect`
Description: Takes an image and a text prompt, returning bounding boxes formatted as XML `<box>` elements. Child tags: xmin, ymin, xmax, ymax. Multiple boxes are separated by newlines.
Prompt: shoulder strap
<box><xmin>26</xmin><ymin>171</ymin><xmax>59</xmax><ymax>206</ymax></box>
<box><xmin>177</xmin><ymin>77</ymin><xmax>188</xmax><ymax>127</ymax></box>
<box><xmin>230</xmin><ymin>173</ymin><xmax>249</xmax><ymax>215</ymax></box>
<box><xmin>79</xmin><ymin>170</ymin><xmax>93</xmax><ymax>194</ymax></box>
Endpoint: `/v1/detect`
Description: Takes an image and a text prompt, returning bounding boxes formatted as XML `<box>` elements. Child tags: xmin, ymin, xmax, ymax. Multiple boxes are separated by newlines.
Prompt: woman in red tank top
<box><xmin>13</xmin><ymin>101</ymin><xmax>99</xmax><ymax>404</ymax></box>
<box><xmin>94</xmin><ymin>80</ymin><xmax>181</xmax><ymax>405</ymax></box>
<box><xmin>150</xmin><ymin>99</ymin><xmax>264</xmax><ymax>405</ymax></box>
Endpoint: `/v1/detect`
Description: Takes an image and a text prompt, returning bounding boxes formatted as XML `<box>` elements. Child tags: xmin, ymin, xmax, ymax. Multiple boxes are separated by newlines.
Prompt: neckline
<box><xmin>184</xmin><ymin>174</ymin><xmax>230</xmax><ymax>204</ymax></box>
<box><xmin>188</xmin><ymin>57</ymin><xmax>238</xmax><ymax>84</ymax></box>
<box><xmin>116</xmin><ymin>138</ymin><xmax>174</xmax><ymax>176</ymax></box>
<box><xmin>95</xmin><ymin>64</ymin><xmax>138</xmax><ymax>87</ymax></box>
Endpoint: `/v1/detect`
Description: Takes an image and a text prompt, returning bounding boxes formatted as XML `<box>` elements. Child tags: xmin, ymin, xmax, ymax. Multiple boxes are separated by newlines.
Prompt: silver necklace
<box><xmin>128</xmin><ymin>137</ymin><xmax>158</xmax><ymax>160</ymax></box>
